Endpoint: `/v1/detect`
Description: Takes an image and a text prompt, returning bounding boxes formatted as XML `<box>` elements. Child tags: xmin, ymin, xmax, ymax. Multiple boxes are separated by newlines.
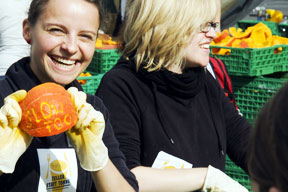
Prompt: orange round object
<box><xmin>19</xmin><ymin>82</ymin><xmax>78</xmax><ymax>137</ymax></box>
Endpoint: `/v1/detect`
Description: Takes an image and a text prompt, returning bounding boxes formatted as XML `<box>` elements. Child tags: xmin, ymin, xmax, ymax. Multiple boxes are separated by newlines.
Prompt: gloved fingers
<box><xmin>79</xmin><ymin>103</ymin><xmax>94</xmax><ymax>126</ymax></box>
<box><xmin>80</xmin><ymin>104</ymin><xmax>102</xmax><ymax>129</ymax></box>
<box><xmin>67</xmin><ymin>87</ymin><xmax>87</xmax><ymax>111</ymax></box>
<box><xmin>0</xmin><ymin>110</ymin><xmax>8</xmax><ymax>128</ymax></box>
<box><xmin>74</xmin><ymin>102</ymin><xmax>93</xmax><ymax>131</ymax></box>
<box><xmin>1</xmin><ymin>90</ymin><xmax>27</xmax><ymax>128</ymax></box>
<box><xmin>74</xmin><ymin>103</ymin><xmax>96</xmax><ymax>129</ymax></box>
<box><xmin>5</xmin><ymin>90</ymin><xmax>27</xmax><ymax>103</ymax></box>
<box><xmin>74</xmin><ymin>103</ymin><xmax>105</xmax><ymax>138</ymax></box>
<box><xmin>1</xmin><ymin>98</ymin><xmax>23</xmax><ymax>128</ymax></box>
<box><xmin>89</xmin><ymin>110</ymin><xmax>105</xmax><ymax>137</ymax></box>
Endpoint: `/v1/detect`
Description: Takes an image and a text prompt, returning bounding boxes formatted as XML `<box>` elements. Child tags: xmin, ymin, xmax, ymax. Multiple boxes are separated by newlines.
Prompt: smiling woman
<box><xmin>0</xmin><ymin>0</ymin><xmax>138</xmax><ymax>191</ymax></box>
<box><xmin>23</xmin><ymin>0</ymin><xmax>99</xmax><ymax>85</ymax></box>
<box><xmin>96</xmin><ymin>0</ymin><xmax>251</xmax><ymax>191</ymax></box>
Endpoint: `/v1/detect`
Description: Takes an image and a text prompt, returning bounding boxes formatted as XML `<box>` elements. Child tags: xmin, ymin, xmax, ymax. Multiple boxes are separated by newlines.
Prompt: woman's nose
<box><xmin>206</xmin><ymin>28</ymin><xmax>218</xmax><ymax>39</ymax></box>
<box><xmin>61</xmin><ymin>36</ymin><xmax>78</xmax><ymax>54</ymax></box>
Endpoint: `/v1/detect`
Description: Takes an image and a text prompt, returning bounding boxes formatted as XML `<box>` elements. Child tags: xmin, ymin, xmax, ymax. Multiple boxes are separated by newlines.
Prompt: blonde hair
<box><xmin>123</xmin><ymin>0</ymin><xmax>219</xmax><ymax>71</ymax></box>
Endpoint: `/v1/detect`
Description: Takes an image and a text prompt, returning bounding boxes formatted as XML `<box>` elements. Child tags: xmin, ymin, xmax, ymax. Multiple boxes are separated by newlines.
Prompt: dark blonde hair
<box><xmin>122</xmin><ymin>0</ymin><xmax>218</xmax><ymax>71</ymax></box>
<box><xmin>248</xmin><ymin>82</ymin><xmax>288</xmax><ymax>191</ymax></box>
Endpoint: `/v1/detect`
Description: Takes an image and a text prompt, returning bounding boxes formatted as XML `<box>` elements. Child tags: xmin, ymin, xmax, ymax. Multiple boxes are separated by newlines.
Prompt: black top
<box><xmin>0</xmin><ymin>57</ymin><xmax>138</xmax><ymax>192</ymax></box>
<box><xmin>96</xmin><ymin>57</ymin><xmax>251</xmax><ymax>172</ymax></box>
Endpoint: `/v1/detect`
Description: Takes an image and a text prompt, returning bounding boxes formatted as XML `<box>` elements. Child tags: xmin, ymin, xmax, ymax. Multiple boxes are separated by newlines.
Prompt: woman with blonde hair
<box><xmin>96</xmin><ymin>0</ymin><xmax>251</xmax><ymax>191</ymax></box>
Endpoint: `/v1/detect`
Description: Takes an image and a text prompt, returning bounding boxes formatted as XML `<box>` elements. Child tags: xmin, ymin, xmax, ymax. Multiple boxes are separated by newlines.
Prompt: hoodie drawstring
<box><xmin>151</xmin><ymin>82</ymin><xmax>175</xmax><ymax>144</ymax></box>
<box><xmin>204</xmin><ymin>84</ymin><xmax>225</xmax><ymax>158</ymax></box>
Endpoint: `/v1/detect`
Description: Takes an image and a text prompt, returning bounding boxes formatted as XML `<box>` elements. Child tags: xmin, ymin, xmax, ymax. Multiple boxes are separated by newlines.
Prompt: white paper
<box><xmin>152</xmin><ymin>151</ymin><xmax>193</xmax><ymax>169</ymax></box>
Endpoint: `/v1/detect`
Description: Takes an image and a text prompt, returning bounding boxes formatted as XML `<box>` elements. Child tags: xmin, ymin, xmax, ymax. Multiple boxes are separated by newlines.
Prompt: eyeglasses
<box><xmin>200</xmin><ymin>22</ymin><xmax>220</xmax><ymax>33</ymax></box>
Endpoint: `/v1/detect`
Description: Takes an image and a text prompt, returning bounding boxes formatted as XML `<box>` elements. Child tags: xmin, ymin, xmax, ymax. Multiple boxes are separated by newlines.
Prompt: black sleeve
<box><xmin>219</xmin><ymin>82</ymin><xmax>251</xmax><ymax>172</ymax></box>
<box><xmin>86</xmin><ymin>94</ymin><xmax>139</xmax><ymax>191</ymax></box>
<box><xmin>206</xmin><ymin>72</ymin><xmax>251</xmax><ymax>172</ymax></box>
<box><xmin>95</xmin><ymin>69</ymin><xmax>142</xmax><ymax>170</ymax></box>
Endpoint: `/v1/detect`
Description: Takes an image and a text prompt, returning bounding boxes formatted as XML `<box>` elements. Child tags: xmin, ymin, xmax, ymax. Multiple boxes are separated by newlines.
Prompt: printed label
<box><xmin>37</xmin><ymin>149</ymin><xmax>78</xmax><ymax>192</ymax></box>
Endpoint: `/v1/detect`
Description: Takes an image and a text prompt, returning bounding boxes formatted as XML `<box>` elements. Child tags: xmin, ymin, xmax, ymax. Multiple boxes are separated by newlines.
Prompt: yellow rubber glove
<box><xmin>0</xmin><ymin>90</ymin><xmax>33</xmax><ymax>173</ymax></box>
<box><xmin>66</xmin><ymin>87</ymin><xmax>108</xmax><ymax>171</ymax></box>
<box><xmin>202</xmin><ymin>165</ymin><xmax>248</xmax><ymax>192</ymax></box>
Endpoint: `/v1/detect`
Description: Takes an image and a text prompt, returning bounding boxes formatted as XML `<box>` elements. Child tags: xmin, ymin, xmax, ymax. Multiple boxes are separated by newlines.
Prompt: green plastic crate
<box><xmin>87</xmin><ymin>48</ymin><xmax>121</xmax><ymax>73</ymax></box>
<box><xmin>237</xmin><ymin>20</ymin><xmax>288</xmax><ymax>38</ymax></box>
<box><xmin>236</xmin><ymin>20</ymin><xmax>279</xmax><ymax>35</ymax></box>
<box><xmin>210</xmin><ymin>44</ymin><xmax>288</xmax><ymax>76</ymax></box>
<box><xmin>225</xmin><ymin>156</ymin><xmax>252</xmax><ymax>192</ymax></box>
<box><xmin>278</xmin><ymin>23</ymin><xmax>288</xmax><ymax>37</ymax></box>
<box><xmin>231</xmin><ymin>76</ymin><xmax>287</xmax><ymax>123</ymax></box>
<box><xmin>77</xmin><ymin>73</ymin><xmax>104</xmax><ymax>94</ymax></box>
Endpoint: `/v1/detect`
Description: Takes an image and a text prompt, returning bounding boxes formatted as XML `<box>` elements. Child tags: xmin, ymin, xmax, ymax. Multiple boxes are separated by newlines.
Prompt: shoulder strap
<box><xmin>209</xmin><ymin>57</ymin><xmax>226</xmax><ymax>89</ymax></box>
<box><xmin>209</xmin><ymin>57</ymin><xmax>238</xmax><ymax>109</ymax></box>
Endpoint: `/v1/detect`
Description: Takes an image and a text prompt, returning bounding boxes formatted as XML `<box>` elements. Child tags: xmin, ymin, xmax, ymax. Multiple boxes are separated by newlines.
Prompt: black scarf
<box><xmin>136</xmin><ymin>62</ymin><xmax>206</xmax><ymax>144</ymax></box>
<box><xmin>137</xmin><ymin>63</ymin><xmax>206</xmax><ymax>99</ymax></box>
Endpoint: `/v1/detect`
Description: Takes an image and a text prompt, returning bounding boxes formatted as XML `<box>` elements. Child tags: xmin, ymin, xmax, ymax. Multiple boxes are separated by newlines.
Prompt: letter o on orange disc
<box><xmin>19</xmin><ymin>82</ymin><xmax>78</xmax><ymax>137</ymax></box>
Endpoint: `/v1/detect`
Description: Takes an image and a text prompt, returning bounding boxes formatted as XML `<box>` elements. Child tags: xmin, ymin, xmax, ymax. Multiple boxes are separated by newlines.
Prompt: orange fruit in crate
<box><xmin>78</xmin><ymin>72</ymin><xmax>92</xmax><ymax>85</ymax></box>
<box><xmin>213</xmin><ymin>29</ymin><xmax>230</xmax><ymax>43</ymax></box>
<box><xmin>19</xmin><ymin>82</ymin><xmax>78</xmax><ymax>137</ymax></box>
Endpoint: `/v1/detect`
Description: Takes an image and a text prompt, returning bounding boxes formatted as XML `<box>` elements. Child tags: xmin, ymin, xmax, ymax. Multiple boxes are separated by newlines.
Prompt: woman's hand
<box><xmin>0</xmin><ymin>90</ymin><xmax>33</xmax><ymax>174</ymax></box>
<box><xmin>66</xmin><ymin>87</ymin><xmax>108</xmax><ymax>171</ymax></box>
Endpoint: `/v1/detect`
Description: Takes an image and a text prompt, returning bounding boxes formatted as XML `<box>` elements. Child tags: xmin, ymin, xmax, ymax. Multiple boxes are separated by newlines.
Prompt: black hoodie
<box><xmin>0</xmin><ymin>57</ymin><xmax>138</xmax><ymax>192</ymax></box>
<box><xmin>96</xmin><ymin>56</ymin><xmax>251</xmax><ymax>172</ymax></box>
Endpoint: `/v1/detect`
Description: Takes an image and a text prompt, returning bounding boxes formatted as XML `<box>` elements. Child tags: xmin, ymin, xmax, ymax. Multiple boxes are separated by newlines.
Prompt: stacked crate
<box><xmin>212</xmin><ymin>44</ymin><xmax>288</xmax><ymax>124</ymax></box>
<box><xmin>225</xmin><ymin>156</ymin><xmax>252</xmax><ymax>191</ymax></box>
<box><xmin>77</xmin><ymin>47</ymin><xmax>121</xmax><ymax>95</ymax></box>
<box><xmin>278</xmin><ymin>23</ymin><xmax>288</xmax><ymax>37</ymax></box>
<box><xmin>211</xmin><ymin>20</ymin><xmax>288</xmax><ymax>191</ymax></box>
